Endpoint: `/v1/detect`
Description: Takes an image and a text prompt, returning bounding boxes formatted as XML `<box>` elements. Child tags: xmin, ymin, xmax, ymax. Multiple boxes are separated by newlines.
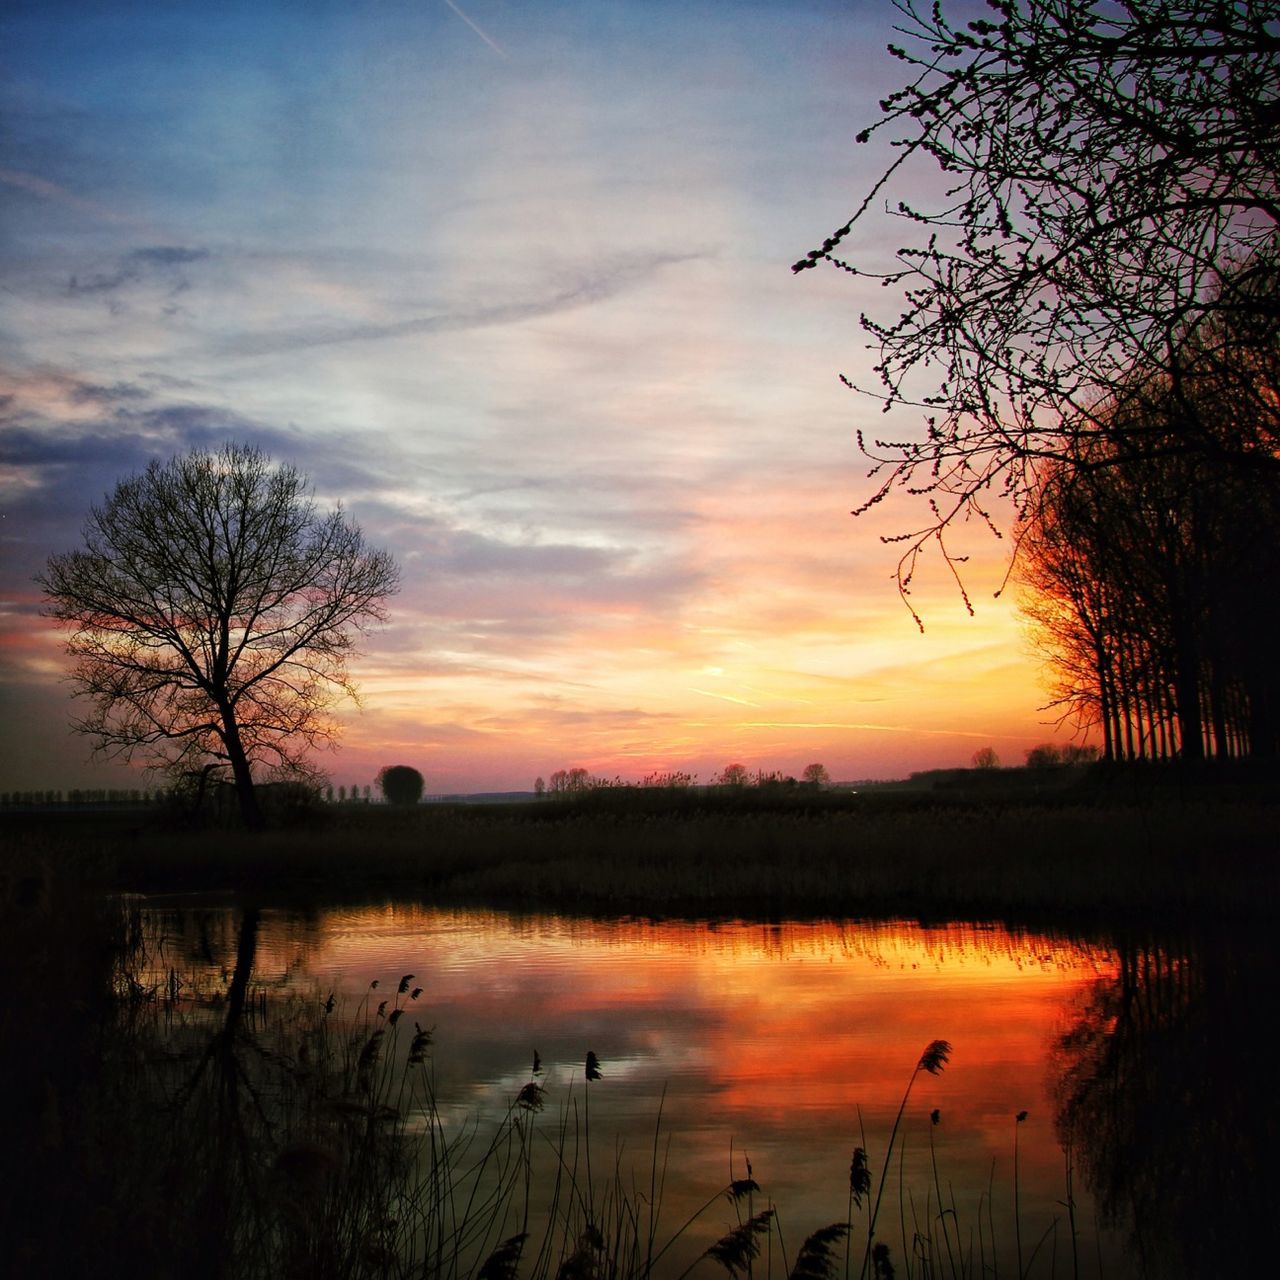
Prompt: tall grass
<box><xmin>60</xmin><ymin>938</ymin><xmax>1088</xmax><ymax>1279</ymax></box>
<box><xmin>11</xmin><ymin>890</ymin><xmax>1088</xmax><ymax>1280</ymax></box>
<box><xmin>7</xmin><ymin>784</ymin><xmax>1276</xmax><ymax>922</ymax></box>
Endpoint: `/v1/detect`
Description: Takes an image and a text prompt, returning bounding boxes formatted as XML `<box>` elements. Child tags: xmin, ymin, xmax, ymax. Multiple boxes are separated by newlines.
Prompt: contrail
<box><xmin>689</xmin><ymin>688</ymin><xmax>761</xmax><ymax>708</ymax></box>
<box><xmin>442</xmin><ymin>0</ymin><xmax>510</xmax><ymax>59</ymax></box>
<box><xmin>740</xmin><ymin>720</ymin><xmax>1033</xmax><ymax>741</ymax></box>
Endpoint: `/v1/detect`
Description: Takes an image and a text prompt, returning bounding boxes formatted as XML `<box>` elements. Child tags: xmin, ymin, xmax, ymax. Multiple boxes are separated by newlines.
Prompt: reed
<box><xmin>21</xmin><ymin>915</ymin><xmax>1083</xmax><ymax>1280</ymax></box>
<box><xmin>7</xmin><ymin>785</ymin><xmax>1275</xmax><ymax>924</ymax></box>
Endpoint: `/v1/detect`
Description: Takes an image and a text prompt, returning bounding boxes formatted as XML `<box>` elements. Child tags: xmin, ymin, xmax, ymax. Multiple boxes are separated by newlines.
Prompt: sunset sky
<box><xmin>0</xmin><ymin>0</ymin><xmax>1074</xmax><ymax>795</ymax></box>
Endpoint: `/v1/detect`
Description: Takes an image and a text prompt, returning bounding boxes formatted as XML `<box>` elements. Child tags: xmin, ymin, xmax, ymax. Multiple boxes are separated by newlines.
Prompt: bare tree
<box><xmin>40</xmin><ymin>443</ymin><xmax>399</xmax><ymax>827</ymax></box>
<box><xmin>795</xmin><ymin>0</ymin><xmax>1280</xmax><ymax>606</ymax></box>
<box><xmin>801</xmin><ymin>762</ymin><xmax>831</xmax><ymax>787</ymax></box>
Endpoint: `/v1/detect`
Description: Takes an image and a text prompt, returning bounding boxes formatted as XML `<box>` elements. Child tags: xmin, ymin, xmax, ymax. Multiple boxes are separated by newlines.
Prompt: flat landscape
<box><xmin>7</xmin><ymin>768</ymin><xmax>1276</xmax><ymax>924</ymax></box>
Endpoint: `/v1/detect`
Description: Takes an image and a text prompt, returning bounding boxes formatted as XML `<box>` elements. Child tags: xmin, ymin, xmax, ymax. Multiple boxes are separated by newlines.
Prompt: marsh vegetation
<box><xmin>5</xmin><ymin>862</ymin><xmax>1274</xmax><ymax>1280</ymax></box>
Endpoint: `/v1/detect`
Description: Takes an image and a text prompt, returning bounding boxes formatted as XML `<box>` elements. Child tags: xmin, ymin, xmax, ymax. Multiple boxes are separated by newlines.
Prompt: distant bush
<box><xmin>378</xmin><ymin>766</ymin><xmax>425</xmax><ymax>807</ymax></box>
<box><xmin>1026</xmin><ymin>743</ymin><xmax>1099</xmax><ymax>769</ymax></box>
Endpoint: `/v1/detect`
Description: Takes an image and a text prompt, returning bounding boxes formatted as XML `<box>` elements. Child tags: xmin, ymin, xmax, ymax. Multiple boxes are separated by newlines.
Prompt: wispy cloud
<box><xmin>739</xmin><ymin>721</ymin><xmax>1036</xmax><ymax>741</ymax></box>
<box><xmin>68</xmin><ymin>246</ymin><xmax>210</xmax><ymax>296</ymax></box>
<box><xmin>0</xmin><ymin>167</ymin><xmax>138</xmax><ymax>227</ymax></box>
<box><xmin>690</xmin><ymin>688</ymin><xmax>761</xmax><ymax>708</ymax></box>
<box><xmin>210</xmin><ymin>250</ymin><xmax>705</xmax><ymax>356</ymax></box>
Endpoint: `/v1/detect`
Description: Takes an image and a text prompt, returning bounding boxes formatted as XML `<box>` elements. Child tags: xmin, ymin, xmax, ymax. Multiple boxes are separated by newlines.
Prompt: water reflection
<box><xmin>131</xmin><ymin>905</ymin><xmax>1127</xmax><ymax>1274</ymax></box>
<box><xmin>6</xmin><ymin>893</ymin><xmax>1267</xmax><ymax>1279</ymax></box>
<box><xmin>1053</xmin><ymin>934</ymin><xmax>1278</xmax><ymax>1278</ymax></box>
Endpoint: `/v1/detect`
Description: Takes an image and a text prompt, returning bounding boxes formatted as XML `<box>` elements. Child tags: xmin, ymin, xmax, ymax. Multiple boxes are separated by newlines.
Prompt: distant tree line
<box><xmin>0</xmin><ymin>788</ymin><xmax>163</xmax><ymax>807</ymax></box>
<box><xmin>535</xmin><ymin>763</ymin><xmax>835</xmax><ymax>796</ymax></box>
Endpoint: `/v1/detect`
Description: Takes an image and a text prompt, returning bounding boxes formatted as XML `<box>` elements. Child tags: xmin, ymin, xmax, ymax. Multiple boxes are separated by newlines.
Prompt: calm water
<box><xmin>107</xmin><ymin>899</ymin><xmax>1271</xmax><ymax>1278</ymax></box>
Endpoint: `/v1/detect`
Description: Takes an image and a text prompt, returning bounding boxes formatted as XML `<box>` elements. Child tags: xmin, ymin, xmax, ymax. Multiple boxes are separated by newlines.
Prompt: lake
<box><xmin>71</xmin><ymin>896</ymin><xmax>1267</xmax><ymax>1279</ymax></box>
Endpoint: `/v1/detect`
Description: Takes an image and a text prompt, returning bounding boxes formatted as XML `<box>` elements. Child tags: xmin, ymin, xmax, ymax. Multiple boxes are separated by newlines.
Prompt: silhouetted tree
<box><xmin>970</xmin><ymin>747</ymin><xmax>999</xmax><ymax>770</ymax></box>
<box><xmin>718</xmin><ymin>763</ymin><xmax>750</xmax><ymax>787</ymax></box>
<box><xmin>548</xmin><ymin>767</ymin><xmax>593</xmax><ymax>794</ymax></box>
<box><xmin>795</xmin><ymin>1</ymin><xmax>1280</xmax><ymax>602</ymax></box>
<box><xmin>801</xmin><ymin>762</ymin><xmax>831</xmax><ymax>787</ymax></box>
<box><xmin>1013</xmin><ymin>242</ymin><xmax>1280</xmax><ymax>762</ymax></box>
<box><xmin>534</xmin><ymin>776</ymin><xmax>546</xmax><ymax>797</ymax></box>
<box><xmin>378</xmin><ymin>765</ymin><xmax>424</xmax><ymax>807</ymax></box>
<box><xmin>40</xmin><ymin>444</ymin><xmax>399</xmax><ymax>827</ymax></box>
<box><xmin>1019</xmin><ymin>375</ymin><xmax>1280</xmax><ymax>760</ymax></box>
<box><xmin>1025</xmin><ymin>744</ymin><xmax>1062</xmax><ymax>769</ymax></box>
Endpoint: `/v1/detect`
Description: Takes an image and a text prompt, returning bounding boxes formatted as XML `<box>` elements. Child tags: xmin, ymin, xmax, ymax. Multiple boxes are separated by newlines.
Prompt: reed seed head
<box><xmin>408</xmin><ymin>1024</ymin><xmax>433</xmax><ymax>1064</ymax></box>
<box><xmin>705</xmin><ymin>1208</ymin><xmax>775</xmax><ymax>1277</ymax></box>
<box><xmin>871</xmin><ymin>1241</ymin><xmax>896</xmax><ymax>1279</ymax></box>
<box><xmin>397</xmin><ymin>974</ymin><xmax>414</xmax><ymax>994</ymax></box>
<box><xmin>789</xmin><ymin>1223</ymin><xmax>850</xmax><ymax>1280</ymax></box>
<box><xmin>849</xmin><ymin>1147</ymin><xmax>871</xmax><ymax>1206</ymax></box>
<box><xmin>585</xmin><ymin>1050</ymin><xmax>602</xmax><ymax>1081</ymax></box>
<box><xmin>516</xmin><ymin>1081</ymin><xmax>546</xmax><ymax>1112</ymax></box>
<box><xmin>477</xmin><ymin>1232</ymin><xmax>527</xmax><ymax>1280</ymax></box>
<box><xmin>917</xmin><ymin>1040</ymin><xmax>951</xmax><ymax>1075</ymax></box>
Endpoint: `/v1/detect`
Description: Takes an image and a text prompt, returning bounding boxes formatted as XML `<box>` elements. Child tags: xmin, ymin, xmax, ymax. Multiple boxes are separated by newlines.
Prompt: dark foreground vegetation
<box><xmin>5</xmin><ymin>764</ymin><xmax>1276</xmax><ymax>925</ymax></box>
<box><xmin>5</xmin><ymin>796</ymin><xmax>1275</xmax><ymax>1280</ymax></box>
<box><xmin>0</xmin><ymin>880</ymin><xmax>1094</xmax><ymax>1280</ymax></box>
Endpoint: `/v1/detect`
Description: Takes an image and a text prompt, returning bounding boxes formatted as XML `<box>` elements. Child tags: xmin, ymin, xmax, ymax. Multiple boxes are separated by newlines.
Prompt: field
<box><xmin>5</xmin><ymin>768</ymin><xmax>1276</xmax><ymax>924</ymax></box>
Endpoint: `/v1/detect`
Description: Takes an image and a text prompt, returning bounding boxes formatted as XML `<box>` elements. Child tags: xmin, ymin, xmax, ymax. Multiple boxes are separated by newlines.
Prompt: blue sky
<box><xmin>0</xmin><ymin>0</ymin><xmax>1066</xmax><ymax>794</ymax></box>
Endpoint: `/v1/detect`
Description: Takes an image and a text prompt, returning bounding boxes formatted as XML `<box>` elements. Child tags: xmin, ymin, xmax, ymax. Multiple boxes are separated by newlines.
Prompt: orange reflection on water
<box><xmin>151</xmin><ymin>902</ymin><xmax>1129</xmax><ymax>1273</ymax></box>
<box><xmin>291</xmin><ymin>909</ymin><xmax>1113</xmax><ymax>1229</ymax></box>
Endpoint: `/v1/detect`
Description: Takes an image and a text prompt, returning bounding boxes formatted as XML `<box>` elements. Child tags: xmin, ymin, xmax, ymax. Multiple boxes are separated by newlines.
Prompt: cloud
<box><xmin>210</xmin><ymin>249</ymin><xmax>706</xmax><ymax>356</ymax></box>
<box><xmin>68</xmin><ymin>245</ymin><xmax>211</xmax><ymax>296</ymax></box>
<box><xmin>0</xmin><ymin>166</ymin><xmax>137</xmax><ymax>227</ymax></box>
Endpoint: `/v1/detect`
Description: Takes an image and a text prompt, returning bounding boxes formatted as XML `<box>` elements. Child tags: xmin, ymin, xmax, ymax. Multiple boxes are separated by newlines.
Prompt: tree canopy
<box><xmin>796</xmin><ymin>0</ymin><xmax>1280</xmax><ymax>600</ymax></box>
<box><xmin>40</xmin><ymin>443</ymin><xmax>399</xmax><ymax>825</ymax></box>
<box><xmin>378</xmin><ymin>765</ymin><xmax>425</xmax><ymax>806</ymax></box>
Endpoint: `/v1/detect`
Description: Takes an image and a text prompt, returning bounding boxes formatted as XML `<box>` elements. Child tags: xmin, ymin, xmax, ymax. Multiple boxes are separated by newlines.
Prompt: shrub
<box><xmin>378</xmin><ymin>766</ymin><xmax>425</xmax><ymax>807</ymax></box>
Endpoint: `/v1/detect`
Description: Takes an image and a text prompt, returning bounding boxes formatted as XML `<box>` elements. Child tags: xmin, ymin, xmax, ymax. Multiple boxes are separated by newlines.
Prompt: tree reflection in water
<box><xmin>1052</xmin><ymin>930</ymin><xmax>1279</xmax><ymax>1279</ymax></box>
<box><xmin>5</xmin><ymin>892</ymin><xmax>420</xmax><ymax>1280</ymax></box>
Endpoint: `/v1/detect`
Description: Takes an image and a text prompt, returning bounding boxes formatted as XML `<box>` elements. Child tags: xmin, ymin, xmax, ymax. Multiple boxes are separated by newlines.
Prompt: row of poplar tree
<box><xmin>1017</xmin><ymin>261</ymin><xmax>1280</xmax><ymax>762</ymax></box>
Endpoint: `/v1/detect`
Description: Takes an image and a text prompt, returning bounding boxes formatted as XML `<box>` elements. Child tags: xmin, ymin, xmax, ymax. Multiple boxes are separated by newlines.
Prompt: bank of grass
<box><xmin>5</xmin><ymin>774</ymin><xmax>1276</xmax><ymax>923</ymax></box>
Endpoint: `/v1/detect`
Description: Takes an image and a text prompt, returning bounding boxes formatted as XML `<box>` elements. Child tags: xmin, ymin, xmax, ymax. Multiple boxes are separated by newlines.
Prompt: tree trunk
<box><xmin>219</xmin><ymin>707</ymin><xmax>263</xmax><ymax>829</ymax></box>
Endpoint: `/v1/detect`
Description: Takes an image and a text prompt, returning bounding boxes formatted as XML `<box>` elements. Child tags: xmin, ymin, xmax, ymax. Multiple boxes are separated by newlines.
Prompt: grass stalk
<box><xmin>860</xmin><ymin>1040</ymin><xmax>952</xmax><ymax>1280</ymax></box>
